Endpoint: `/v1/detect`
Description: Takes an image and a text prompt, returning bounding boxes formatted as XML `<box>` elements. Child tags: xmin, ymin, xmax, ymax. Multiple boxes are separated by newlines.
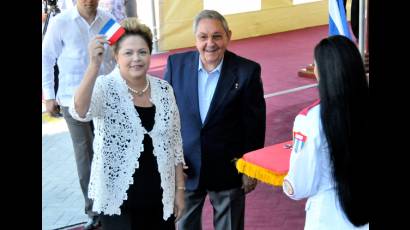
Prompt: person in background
<box><xmin>164</xmin><ymin>9</ymin><xmax>266</xmax><ymax>230</ymax></box>
<box><xmin>283</xmin><ymin>35</ymin><xmax>369</xmax><ymax>229</ymax></box>
<box><xmin>98</xmin><ymin>0</ymin><xmax>136</xmax><ymax>22</ymax></box>
<box><xmin>42</xmin><ymin>0</ymin><xmax>76</xmax><ymax>116</ymax></box>
<box><xmin>125</xmin><ymin>0</ymin><xmax>136</xmax><ymax>18</ymax></box>
<box><xmin>42</xmin><ymin>0</ymin><xmax>116</xmax><ymax>229</ymax></box>
<box><xmin>69</xmin><ymin>17</ymin><xmax>185</xmax><ymax>230</ymax></box>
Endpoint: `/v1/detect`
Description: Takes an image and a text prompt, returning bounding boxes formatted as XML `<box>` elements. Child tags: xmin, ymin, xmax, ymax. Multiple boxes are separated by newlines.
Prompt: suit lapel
<box><xmin>187</xmin><ymin>52</ymin><xmax>202</xmax><ymax>124</ymax></box>
<box><xmin>203</xmin><ymin>51</ymin><xmax>237</xmax><ymax>126</ymax></box>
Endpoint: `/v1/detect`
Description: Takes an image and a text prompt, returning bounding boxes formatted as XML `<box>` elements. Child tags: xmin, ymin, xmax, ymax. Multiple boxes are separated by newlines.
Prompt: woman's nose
<box><xmin>132</xmin><ymin>53</ymin><xmax>140</xmax><ymax>60</ymax></box>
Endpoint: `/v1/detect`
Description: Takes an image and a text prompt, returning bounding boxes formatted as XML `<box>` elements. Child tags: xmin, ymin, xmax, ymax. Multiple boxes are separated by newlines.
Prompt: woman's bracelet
<box><xmin>176</xmin><ymin>186</ymin><xmax>186</xmax><ymax>191</ymax></box>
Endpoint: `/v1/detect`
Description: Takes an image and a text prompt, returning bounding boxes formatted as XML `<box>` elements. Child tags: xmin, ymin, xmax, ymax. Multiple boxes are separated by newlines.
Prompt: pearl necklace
<box><xmin>127</xmin><ymin>79</ymin><xmax>150</xmax><ymax>96</ymax></box>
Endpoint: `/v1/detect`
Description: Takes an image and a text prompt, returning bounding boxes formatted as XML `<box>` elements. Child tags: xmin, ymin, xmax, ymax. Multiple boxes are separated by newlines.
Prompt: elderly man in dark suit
<box><xmin>164</xmin><ymin>9</ymin><xmax>266</xmax><ymax>230</ymax></box>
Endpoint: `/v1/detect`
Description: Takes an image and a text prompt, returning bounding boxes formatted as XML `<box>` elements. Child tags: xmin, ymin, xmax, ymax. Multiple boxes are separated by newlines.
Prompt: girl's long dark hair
<box><xmin>314</xmin><ymin>35</ymin><xmax>369</xmax><ymax>226</ymax></box>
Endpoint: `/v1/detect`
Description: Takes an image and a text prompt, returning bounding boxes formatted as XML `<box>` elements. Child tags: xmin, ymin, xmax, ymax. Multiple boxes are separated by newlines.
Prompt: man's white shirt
<box><xmin>42</xmin><ymin>7</ymin><xmax>116</xmax><ymax>106</ymax></box>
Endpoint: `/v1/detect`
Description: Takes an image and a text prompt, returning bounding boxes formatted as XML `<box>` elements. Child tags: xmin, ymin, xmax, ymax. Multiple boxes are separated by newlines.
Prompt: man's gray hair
<box><xmin>193</xmin><ymin>10</ymin><xmax>230</xmax><ymax>34</ymax></box>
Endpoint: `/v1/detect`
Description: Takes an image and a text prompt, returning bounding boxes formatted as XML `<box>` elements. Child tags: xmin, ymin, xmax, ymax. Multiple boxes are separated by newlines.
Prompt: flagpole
<box><xmin>151</xmin><ymin>0</ymin><xmax>159</xmax><ymax>53</ymax></box>
<box><xmin>358</xmin><ymin>0</ymin><xmax>366</xmax><ymax>60</ymax></box>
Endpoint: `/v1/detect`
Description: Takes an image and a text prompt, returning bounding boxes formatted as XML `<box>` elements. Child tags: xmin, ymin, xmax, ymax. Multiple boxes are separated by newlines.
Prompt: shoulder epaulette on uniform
<box><xmin>298</xmin><ymin>99</ymin><xmax>320</xmax><ymax>116</ymax></box>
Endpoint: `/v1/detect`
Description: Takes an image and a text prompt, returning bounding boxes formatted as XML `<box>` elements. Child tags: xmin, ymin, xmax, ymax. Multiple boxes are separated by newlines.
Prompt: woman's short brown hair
<box><xmin>112</xmin><ymin>17</ymin><xmax>153</xmax><ymax>54</ymax></box>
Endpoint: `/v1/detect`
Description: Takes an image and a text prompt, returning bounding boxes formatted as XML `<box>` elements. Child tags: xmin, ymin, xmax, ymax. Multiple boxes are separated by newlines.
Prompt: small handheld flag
<box><xmin>99</xmin><ymin>18</ymin><xmax>125</xmax><ymax>45</ymax></box>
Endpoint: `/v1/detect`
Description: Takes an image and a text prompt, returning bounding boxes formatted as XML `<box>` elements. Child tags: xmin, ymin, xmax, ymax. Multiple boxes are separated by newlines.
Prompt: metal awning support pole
<box><xmin>358</xmin><ymin>0</ymin><xmax>366</xmax><ymax>60</ymax></box>
<box><xmin>151</xmin><ymin>0</ymin><xmax>159</xmax><ymax>53</ymax></box>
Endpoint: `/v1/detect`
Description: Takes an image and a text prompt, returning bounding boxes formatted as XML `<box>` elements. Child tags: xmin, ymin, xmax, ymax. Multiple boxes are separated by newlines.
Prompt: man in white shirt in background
<box><xmin>42</xmin><ymin>0</ymin><xmax>76</xmax><ymax>115</ymax></box>
<box><xmin>42</xmin><ymin>0</ymin><xmax>115</xmax><ymax>229</ymax></box>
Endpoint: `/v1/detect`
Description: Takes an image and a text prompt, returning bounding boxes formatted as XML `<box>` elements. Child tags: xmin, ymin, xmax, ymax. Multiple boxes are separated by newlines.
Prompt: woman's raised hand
<box><xmin>88</xmin><ymin>35</ymin><xmax>107</xmax><ymax>66</ymax></box>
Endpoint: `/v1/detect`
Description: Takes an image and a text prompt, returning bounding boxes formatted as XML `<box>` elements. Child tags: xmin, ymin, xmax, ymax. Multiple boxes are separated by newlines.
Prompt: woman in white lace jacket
<box><xmin>69</xmin><ymin>17</ymin><xmax>185</xmax><ymax>229</ymax></box>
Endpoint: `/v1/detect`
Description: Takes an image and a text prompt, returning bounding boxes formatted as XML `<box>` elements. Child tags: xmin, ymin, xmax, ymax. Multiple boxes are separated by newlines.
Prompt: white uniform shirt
<box><xmin>283</xmin><ymin>101</ymin><xmax>369</xmax><ymax>230</ymax></box>
<box><xmin>42</xmin><ymin>7</ymin><xmax>116</xmax><ymax>106</ymax></box>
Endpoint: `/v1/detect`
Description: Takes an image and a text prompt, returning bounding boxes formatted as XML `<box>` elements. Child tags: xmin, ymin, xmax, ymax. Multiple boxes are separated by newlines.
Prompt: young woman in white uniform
<box><xmin>283</xmin><ymin>35</ymin><xmax>369</xmax><ymax>230</ymax></box>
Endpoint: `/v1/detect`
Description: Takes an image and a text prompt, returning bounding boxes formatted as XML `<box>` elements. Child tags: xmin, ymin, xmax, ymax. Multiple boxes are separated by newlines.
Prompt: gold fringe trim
<box><xmin>236</xmin><ymin>158</ymin><xmax>286</xmax><ymax>186</ymax></box>
<box><xmin>42</xmin><ymin>113</ymin><xmax>63</xmax><ymax>123</ymax></box>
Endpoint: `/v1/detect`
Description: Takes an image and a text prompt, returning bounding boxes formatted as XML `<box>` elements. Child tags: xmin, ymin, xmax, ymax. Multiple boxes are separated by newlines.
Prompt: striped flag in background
<box><xmin>329</xmin><ymin>0</ymin><xmax>352</xmax><ymax>39</ymax></box>
<box><xmin>99</xmin><ymin>18</ymin><xmax>125</xmax><ymax>45</ymax></box>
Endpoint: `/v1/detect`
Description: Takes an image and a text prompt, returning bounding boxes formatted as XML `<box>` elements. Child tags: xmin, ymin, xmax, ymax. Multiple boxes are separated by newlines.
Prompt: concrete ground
<box><xmin>42</xmin><ymin>112</ymin><xmax>88</xmax><ymax>230</ymax></box>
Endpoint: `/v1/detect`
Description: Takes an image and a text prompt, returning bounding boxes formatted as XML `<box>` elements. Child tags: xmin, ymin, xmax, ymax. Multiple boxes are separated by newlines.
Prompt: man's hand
<box><xmin>45</xmin><ymin>99</ymin><xmax>61</xmax><ymax>117</ymax></box>
<box><xmin>242</xmin><ymin>174</ymin><xmax>258</xmax><ymax>194</ymax></box>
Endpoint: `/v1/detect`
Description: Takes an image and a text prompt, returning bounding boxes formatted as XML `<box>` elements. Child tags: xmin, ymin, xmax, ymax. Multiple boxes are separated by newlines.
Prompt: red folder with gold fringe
<box><xmin>236</xmin><ymin>140</ymin><xmax>292</xmax><ymax>186</ymax></box>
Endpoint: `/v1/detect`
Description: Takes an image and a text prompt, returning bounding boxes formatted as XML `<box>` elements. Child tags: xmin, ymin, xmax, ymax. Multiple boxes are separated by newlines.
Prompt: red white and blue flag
<box><xmin>329</xmin><ymin>0</ymin><xmax>351</xmax><ymax>39</ymax></box>
<box><xmin>99</xmin><ymin>18</ymin><xmax>125</xmax><ymax>45</ymax></box>
<box><xmin>293</xmin><ymin>132</ymin><xmax>307</xmax><ymax>153</ymax></box>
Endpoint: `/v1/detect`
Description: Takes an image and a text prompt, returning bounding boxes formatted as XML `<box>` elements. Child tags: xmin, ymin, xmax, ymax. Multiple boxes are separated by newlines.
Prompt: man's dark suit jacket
<box><xmin>164</xmin><ymin>50</ymin><xmax>266</xmax><ymax>191</ymax></box>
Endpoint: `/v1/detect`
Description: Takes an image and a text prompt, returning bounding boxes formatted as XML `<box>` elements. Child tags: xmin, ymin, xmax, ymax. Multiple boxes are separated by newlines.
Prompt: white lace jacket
<box><xmin>69</xmin><ymin>67</ymin><xmax>185</xmax><ymax>219</ymax></box>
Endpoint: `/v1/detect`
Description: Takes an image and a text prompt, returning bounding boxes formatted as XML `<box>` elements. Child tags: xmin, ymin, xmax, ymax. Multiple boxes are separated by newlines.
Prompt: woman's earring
<box><xmin>116</xmin><ymin>63</ymin><xmax>120</xmax><ymax>69</ymax></box>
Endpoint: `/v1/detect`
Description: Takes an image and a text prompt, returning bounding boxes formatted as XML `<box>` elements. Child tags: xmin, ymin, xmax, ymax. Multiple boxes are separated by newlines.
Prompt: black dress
<box><xmin>101</xmin><ymin>105</ymin><xmax>175</xmax><ymax>230</ymax></box>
